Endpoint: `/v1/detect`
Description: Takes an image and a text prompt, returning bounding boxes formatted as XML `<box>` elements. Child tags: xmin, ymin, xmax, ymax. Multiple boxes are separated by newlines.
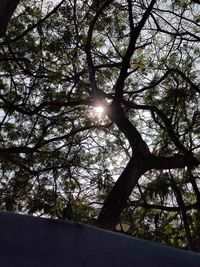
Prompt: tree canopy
<box><xmin>0</xmin><ymin>0</ymin><xmax>200</xmax><ymax>251</ymax></box>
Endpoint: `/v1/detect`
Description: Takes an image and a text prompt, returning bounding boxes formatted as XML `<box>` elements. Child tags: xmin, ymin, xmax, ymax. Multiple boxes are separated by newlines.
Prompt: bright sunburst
<box><xmin>93</xmin><ymin>106</ymin><xmax>104</xmax><ymax>114</ymax></box>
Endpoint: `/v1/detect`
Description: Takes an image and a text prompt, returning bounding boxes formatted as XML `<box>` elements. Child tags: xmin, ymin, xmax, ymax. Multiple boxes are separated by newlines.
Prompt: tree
<box><xmin>0</xmin><ymin>0</ymin><xmax>21</xmax><ymax>37</ymax></box>
<box><xmin>0</xmin><ymin>0</ymin><xmax>200</xmax><ymax>251</ymax></box>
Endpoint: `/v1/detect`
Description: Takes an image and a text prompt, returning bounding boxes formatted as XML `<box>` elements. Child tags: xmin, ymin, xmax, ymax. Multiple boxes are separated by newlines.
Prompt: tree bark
<box><xmin>96</xmin><ymin>157</ymin><xmax>146</xmax><ymax>229</ymax></box>
<box><xmin>0</xmin><ymin>0</ymin><xmax>20</xmax><ymax>37</ymax></box>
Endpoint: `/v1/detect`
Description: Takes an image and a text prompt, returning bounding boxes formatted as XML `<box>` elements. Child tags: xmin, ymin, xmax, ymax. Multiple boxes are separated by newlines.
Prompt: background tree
<box><xmin>0</xmin><ymin>0</ymin><xmax>200</xmax><ymax>251</ymax></box>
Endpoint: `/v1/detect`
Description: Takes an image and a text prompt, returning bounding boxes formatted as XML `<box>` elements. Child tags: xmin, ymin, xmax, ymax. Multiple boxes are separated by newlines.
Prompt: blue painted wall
<box><xmin>0</xmin><ymin>211</ymin><xmax>199</xmax><ymax>267</ymax></box>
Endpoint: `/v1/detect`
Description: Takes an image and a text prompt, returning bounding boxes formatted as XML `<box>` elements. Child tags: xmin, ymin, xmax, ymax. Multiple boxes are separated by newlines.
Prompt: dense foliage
<box><xmin>0</xmin><ymin>0</ymin><xmax>200</xmax><ymax>251</ymax></box>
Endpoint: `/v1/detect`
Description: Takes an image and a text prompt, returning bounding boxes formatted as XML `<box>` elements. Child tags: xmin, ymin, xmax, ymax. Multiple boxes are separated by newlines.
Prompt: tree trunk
<box><xmin>0</xmin><ymin>0</ymin><xmax>20</xmax><ymax>37</ymax></box>
<box><xmin>96</xmin><ymin>153</ymin><xmax>199</xmax><ymax>230</ymax></box>
<box><xmin>96</xmin><ymin>157</ymin><xmax>146</xmax><ymax>230</ymax></box>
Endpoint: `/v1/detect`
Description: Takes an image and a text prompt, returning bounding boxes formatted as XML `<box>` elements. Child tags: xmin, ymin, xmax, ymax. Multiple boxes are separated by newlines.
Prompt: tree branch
<box><xmin>115</xmin><ymin>0</ymin><xmax>156</xmax><ymax>100</ymax></box>
<box><xmin>2</xmin><ymin>0</ymin><xmax>65</xmax><ymax>44</ymax></box>
<box><xmin>0</xmin><ymin>0</ymin><xmax>20</xmax><ymax>37</ymax></box>
<box><xmin>148</xmin><ymin>154</ymin><xmax>199</xmax><ymax>170</ymax></box>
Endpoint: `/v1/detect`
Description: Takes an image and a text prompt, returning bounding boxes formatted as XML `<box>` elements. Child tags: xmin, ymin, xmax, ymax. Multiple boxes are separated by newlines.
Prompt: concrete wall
<box><xmin>0</xmin><ymin>211</ymin><xmax>200</xmax><ymax>267</ymax></box>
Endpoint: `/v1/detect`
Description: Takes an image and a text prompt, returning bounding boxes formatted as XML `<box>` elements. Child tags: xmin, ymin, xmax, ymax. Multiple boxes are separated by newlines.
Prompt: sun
<box><xmin>93</xmin><ymin>106</ymin><xmax>104</xmax><ymax>114</ymax></box>
<box><xmin>88</xmin><ymin>105</ymin><xmax>105</xmax><ymax>121</ymax></box>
